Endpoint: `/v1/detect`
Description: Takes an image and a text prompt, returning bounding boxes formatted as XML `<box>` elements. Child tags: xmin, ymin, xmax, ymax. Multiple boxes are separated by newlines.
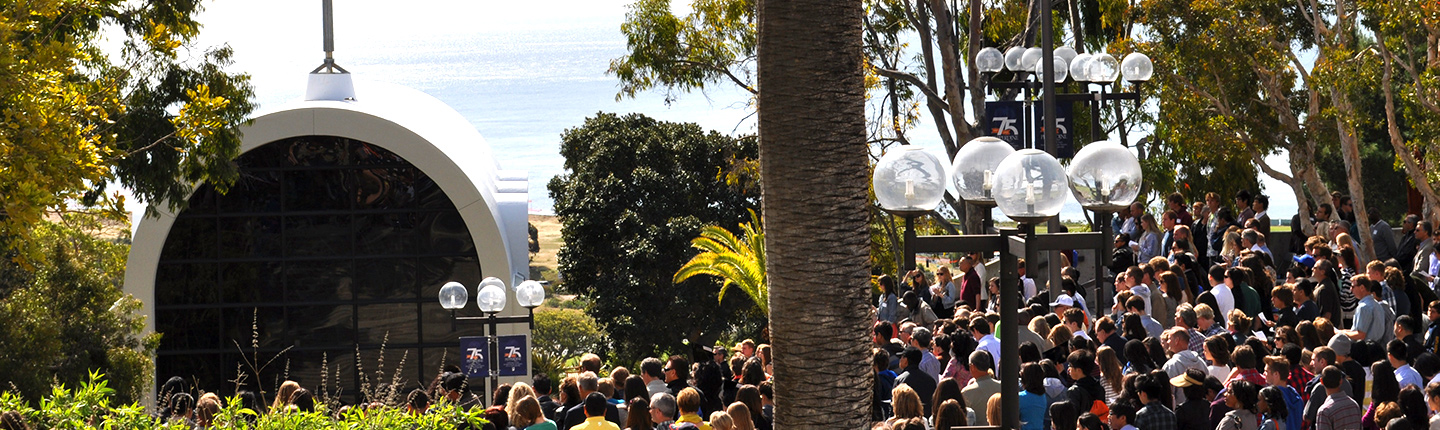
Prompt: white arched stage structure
<box><xmin>124</xmin><ymin>75</ymin><xmax>532</xmax><ymax>400</ymax></box>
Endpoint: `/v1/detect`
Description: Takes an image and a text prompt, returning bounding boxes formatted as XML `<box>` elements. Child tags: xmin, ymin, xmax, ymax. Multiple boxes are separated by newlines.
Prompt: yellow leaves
<box><xmin>143</xmin><ymin>20</ymin><xmax>183</xmax><ymax>56</ymax></box>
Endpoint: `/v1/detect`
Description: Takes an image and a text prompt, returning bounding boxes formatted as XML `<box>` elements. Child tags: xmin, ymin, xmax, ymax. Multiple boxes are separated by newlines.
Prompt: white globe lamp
<box><xmin>950</xmin><ymin>137</ymin><xmax>1016</xmax><ymax>208</ymax></box>
<box><xmin>993</xmin><ymin>149</ymin><xmax>1068</xmax><ymax>224</ymax></box>
<box><xmin>873</xmin><ymin>147</ymin><xmax>948</xmax><ymax>216</ymax></box>
<box><xmin>1065</xmin><ymin>141</ymin><xmax>1142</xmax><ymax>211</ymax></box>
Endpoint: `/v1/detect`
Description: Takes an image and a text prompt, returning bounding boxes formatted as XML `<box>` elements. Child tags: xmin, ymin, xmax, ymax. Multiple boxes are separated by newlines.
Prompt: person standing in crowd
<box><xmin>1314</xmin><ymin>366</ymin><xmax>1361</xmax><ymax>430</ymax></box>
<box><xmin>1368</xmin><ymin>208</ymin><xmax>1398</xmax><ymax>263</ymax></box>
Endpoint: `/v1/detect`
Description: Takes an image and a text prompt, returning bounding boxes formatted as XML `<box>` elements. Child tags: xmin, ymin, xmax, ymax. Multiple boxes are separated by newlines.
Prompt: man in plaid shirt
<box><xmin>1133</xmin><ymin>373</ymin><xmax>1177</xmax><ymax>430</ymax></box>
<box><xmin>1175</xmin><ymin>305</ymin><xmax>1206</xmax><ymax>354</ymax></box>
<box><xmin>1314</xmin><ymin>366</ymin><xmax>1361</xmax><ymax>430</ymax></box>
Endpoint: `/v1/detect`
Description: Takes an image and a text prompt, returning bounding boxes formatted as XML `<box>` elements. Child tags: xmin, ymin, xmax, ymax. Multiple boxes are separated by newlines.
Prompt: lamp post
<box><xmin>438</xmin><ymin>277</ymin><xmax>546</xmax><ymax>406</ymax></box>
<box><xmin>874</xmin><ymin>139</ymin><xmax>1141</xmax><ymax>429</ymax></box>
<box><xmin>973</xmin><ymin>41</ymin><xmax>1150</xmax><ymax>302</ymax></box>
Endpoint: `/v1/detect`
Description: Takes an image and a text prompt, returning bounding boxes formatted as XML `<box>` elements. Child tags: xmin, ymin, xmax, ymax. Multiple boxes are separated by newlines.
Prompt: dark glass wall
<box><xmin>154</xmin><ymin>136</ymin><xmax>487</xmax><ymax>401</ymax></box>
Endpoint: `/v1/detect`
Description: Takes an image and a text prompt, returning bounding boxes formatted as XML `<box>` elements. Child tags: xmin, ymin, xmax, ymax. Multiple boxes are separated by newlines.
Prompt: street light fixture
<box><xmin>1066</xmin><ymin>140</ymin><xmax>1142</xmax><ymax>212</ymax></box>
<box><xmin>873</xmin><ymin>146</ymin><xmax>948</xmax><ymax>217</ymax></box>
<box><xmin>993</xmin><ymin>149</ymin><xmax>1068</xmax><ymax>224</ymax></box>
<box><xmin>951</xmin><ymin>136</ymin><xmax>1016</xmax><ymax>210</ymax></box>
<box><xmin>1121</xmin><ymin>53</ymin><xmax>1154</xmax><ymax>83</ymax></box>
<box><xmin>440</xmin><ymin>276</ymin><xmax>546</xmax><ymax>406</ymax></box>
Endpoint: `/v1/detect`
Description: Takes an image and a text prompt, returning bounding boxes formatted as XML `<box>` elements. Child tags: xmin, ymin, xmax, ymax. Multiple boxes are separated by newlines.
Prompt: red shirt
<box><xmin>958</xmin><ymin>270</ymin><xmax>981</xmax><ymax>308</ymax></box>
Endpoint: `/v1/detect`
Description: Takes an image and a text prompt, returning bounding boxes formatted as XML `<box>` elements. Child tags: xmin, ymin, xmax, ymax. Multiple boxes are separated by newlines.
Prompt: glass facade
<box><xmin>154</xmin><ymin>136</ymin><xmax>487</xmax><ymax>401</ymax></box>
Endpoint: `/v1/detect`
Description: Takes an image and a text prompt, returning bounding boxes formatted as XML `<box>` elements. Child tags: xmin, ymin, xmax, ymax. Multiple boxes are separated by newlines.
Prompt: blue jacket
<box><xmin>1279</xmin><ymin>385</ymin><xmax>1303</xmax><ymax>430</ymax></box>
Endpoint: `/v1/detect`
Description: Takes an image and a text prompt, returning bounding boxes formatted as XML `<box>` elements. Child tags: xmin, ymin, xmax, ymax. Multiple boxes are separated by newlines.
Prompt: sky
<box><xmin>121</xmin><ymin>0</ymin><xmax>1299</xmax><ymax>226</ymax></box>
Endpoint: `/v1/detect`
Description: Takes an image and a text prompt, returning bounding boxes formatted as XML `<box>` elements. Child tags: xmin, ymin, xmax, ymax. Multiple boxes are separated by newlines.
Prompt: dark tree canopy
<box><xmin>548</xmin><ymin>113</ymin><xmax>761</xmax><ymax>362</ymax></box>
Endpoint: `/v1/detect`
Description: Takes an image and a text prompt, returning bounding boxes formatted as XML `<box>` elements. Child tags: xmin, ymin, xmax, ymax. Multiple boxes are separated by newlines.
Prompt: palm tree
<box><xmin>757</xmin><ymin>0</ymin><xmax>872</xmax><ymax>426</ymax></box>
<box><xmin>674</xmin><ymin>209</ymin><xmax>768</xmax><ymax>315</ymax></box>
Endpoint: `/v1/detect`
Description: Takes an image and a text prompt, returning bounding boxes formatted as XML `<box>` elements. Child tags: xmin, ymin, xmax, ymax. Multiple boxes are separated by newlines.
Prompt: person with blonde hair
<box><xmin>195</xmin><ymin>393</ymin><xmax>221</xmax><ymax>427</ymax></box>
<box><xmin>707</xmin><ymin>411</ymin><xmax>734</xmax><ymax>430</ymax></box>
<box><xmin>270</xmin><ymin>380</ymin><xmax>301</xmax><ymax>412</ymax></box>
<box><xmin>888</xmin><ymin>384</ymin><xmax>925</xmax><ymax>428</ymax></box>
<box><xmin>514</xmin><ymin>395</ymin><xmax>557</xmax><ymax>430</ymax></box>
<box><xmin>726</xmin><ymin>402</ymin><xmax>756</xmax><ymax>430</ymax></box>
<box><xmin>507</xmin><ymin>382</ymin><xmax>538</xmax><ymax>426</ymax></box>
<box><xmin>985</xmin><ymin>393</ymin><xmax>1002</xmax><ymax>429</ymax></box>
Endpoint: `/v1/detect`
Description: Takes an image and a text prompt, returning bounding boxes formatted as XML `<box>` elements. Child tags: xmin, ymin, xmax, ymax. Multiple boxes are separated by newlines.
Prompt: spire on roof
<box><xmin>311</xmin><ymin>0</ymin><xmax>348</xmax><ymax>74</ymax></box>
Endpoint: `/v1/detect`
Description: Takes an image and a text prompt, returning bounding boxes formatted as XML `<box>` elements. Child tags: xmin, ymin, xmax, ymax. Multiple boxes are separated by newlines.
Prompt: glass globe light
<box><xmin>1054</xmin><ymin>46</ymin><xmax>1078</xmax><ymax>67</ymax></box>
<box><xmin>1121</xmin><ymin>52</ymin><xmax>1153</xmax><ymax>83</ymax></box>
<box><xmin>1004</xmin><ymin>47</ymin><xmax>1026</xmax><ymax>72</ymax></box>
<box><xmin>439</xmin><ymin>281</ymin><xmax>468</xmax><ymax>310</ymax></box>
<box><xmin>1065</xmin><ymin>140</ymin><xmax>1142</xmax><ymax>211</ymax></box>
<box><xmin>1034</xmin><ymin>56</ymin><xmax>1068</xmax><ymax>83</ymax></box>
<box><xmin>476</xmin><ymin>277</ymin><xmax>508</xmax><ymax>313</ymax></box>
<box><xmin>950</xmin><ymin>137</ymin><xmax>1016</xmax><ymax>207</ymax></box>
<box><xmin>515</xmin><ymin>280</ymin><xmax>546</xmax><ymax>308</ymax></box>
<box><xmin>873</xmin><ymin>146</ymin><xmax>948</xmax><ymax>215</ymax></box>
<box><xmin>1069</xmin><ymin>53</ymin><xmax>1093</xmax><ymax>83</ymax></box>
<box><xmin>993</xmin><ymin>149</ymin><xmax>1068</xmax><ymax>224</ymax></box>
<box><xmin>1087</xmin><ymin>53</ymin><xmax>1120</xmax><ymax>83</ymax></box>
<box><xmin>1019</xmin><ymin>47</ymin><xmax>1044</xmax><ymax>73</ymax></box>
<box><xmin>976</xmin><ymin>47</ymin><xmax>1005</xmax><ymax>73</ymax></box>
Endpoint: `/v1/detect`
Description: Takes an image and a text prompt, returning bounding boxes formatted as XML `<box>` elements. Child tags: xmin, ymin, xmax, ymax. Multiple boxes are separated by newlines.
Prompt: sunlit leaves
<box><xmin>0</xmin><ymin>0</ymin><xmax>254</xmax><ymax>262</ymax></box>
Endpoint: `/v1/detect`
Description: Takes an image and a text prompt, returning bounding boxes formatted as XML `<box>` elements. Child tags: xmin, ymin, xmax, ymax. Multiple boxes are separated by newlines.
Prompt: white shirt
<box><xmin>1397</xmin><ymin>364</ymin><xmax>1423</xmax><ymax>390</ymax></box>
<box><xmin>1021</xmin><ymin>276</ymin><xmax>1037</xmax><ymax>301</ymax></box>
<box><xmin>977</xmin><ymin>334</ymin><xmax>1002</xmax><ymax>370</ymax></box>
<box><xmin>1129</xmin><ymin>284</ymin><xmax>1154</xmax><ymax>316</ymax></box>
<box><xmin>1211</xmin><ymin>284</ymin><xmax>1236</xmax><ymax>318</ymax></box>
<box><xmin>976</xmin><ymin>263</ymin><xmax>991</xmax><ymax>302</ymax></box>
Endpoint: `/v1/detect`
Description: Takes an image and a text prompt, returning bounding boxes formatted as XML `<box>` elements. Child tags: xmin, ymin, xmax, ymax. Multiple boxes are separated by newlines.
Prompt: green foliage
<box><xmin>609</xmin><ymin>0</ymin><xmax>759</xmax><ymax>101</ymax></box>
<box><xmin>0</xmin><ymin>217</ymin><xmax>156</xmax><ymax>405</ymax></box>
<box><xmin>0</xmin><ymin>372</ymin><xmax>489</xmax><ymax>430</ymax></box>
<box><xmin>547</xmin><ymin>112</ymin><xmax>761</xmax><ymax>362</ymax></box>
<box><xmin>674</xmin><ymin>209</ymin><xmax>767</xmax><ymax>315</ymax></box>
<box><xmin>0</xmin><ymin>0</ymin><xmax>254</xmax><ymax>262</ymax></box>
<box><xmin>531</xmin><ymin>308</ymin><xmax>609</xmax><ymax>383</ymax></box>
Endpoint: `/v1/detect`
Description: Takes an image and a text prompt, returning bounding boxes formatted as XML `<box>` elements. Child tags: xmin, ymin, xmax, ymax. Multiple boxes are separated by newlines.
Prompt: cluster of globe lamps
<box><xmin>438</xmin><ymin>278</ymin><xmax>546</xmax><ymax>320</ymax></box>
<box><xmin>873</xmin><ymin>137</ymin><xmax>1143</xmax><ymax>227</ymax></box>
<box><xmin>973</xmin><ymin>46</ymin><xmax>1154</xmax><ymax>86</ymax></box>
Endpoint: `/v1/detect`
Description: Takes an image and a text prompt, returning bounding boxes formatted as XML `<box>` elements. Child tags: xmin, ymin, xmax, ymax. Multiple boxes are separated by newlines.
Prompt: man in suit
<box><xmin>561</xmin><ymin>372</ymin><xmax>621</xmax><ymax>429</ymax></box>
<box><xmin>533</xmin><ymin>373</ymin><xmax>562</xmax><ymax>421</ymax></box>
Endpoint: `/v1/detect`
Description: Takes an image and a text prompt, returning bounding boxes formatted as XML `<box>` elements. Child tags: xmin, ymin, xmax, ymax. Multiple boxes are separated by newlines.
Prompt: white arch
<box><xmin>123</xmin><ymin>79</ymin><xmax>532</xmax><ymax>400</ymax></box>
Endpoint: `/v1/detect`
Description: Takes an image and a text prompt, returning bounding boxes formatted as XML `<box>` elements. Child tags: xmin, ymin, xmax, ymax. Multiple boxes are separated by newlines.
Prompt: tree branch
<box><xmin>871</xmin><ymin>65</ymin><xmax>950</xmax><ymax>111</ymax></box>
<box><xmin>667</xmin><ymin>59</ymin><xmax>759</xmax><ymax>94</ymax></box>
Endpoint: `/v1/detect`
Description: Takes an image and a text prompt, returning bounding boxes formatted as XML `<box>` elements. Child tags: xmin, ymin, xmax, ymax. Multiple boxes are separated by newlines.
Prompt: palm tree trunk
<box><xmin>757</xmin><ymin>0</ymin><xmax>873</xmax><ymax>427</ymax></box>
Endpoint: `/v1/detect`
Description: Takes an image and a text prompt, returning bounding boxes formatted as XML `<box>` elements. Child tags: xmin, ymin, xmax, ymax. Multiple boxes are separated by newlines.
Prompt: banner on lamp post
<box><xmin>984</xmin><ymin>101</ymin><xmax>1026</xmax><ymax>150</ymax></box>
<box><xmin>1033</xmin><ymin>102</ymin><xmax>1074</xmax><ymax>158</ymax></box>
<box><xmin>460</xmin><ymin>336</ymin><xmax>490</xmax><ymax>378</ymax></box>
<box><xmin>497</xmin><ymin>335</ymin><xmax>529</xmax><ymax>376</ymax></box>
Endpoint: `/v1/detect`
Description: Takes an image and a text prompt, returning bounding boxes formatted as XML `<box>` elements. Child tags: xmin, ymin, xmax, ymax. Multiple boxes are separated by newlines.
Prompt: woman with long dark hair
<box><xmin>622</xmin><ymin>397</ymin><xmax>652</xmax><ymax>430</ymax></box>
<box><xmin>1218</xmin><ymin>380</ymin><xmax>1260</xmax><ymax>430</ymax></box>
<box><xmin>1391</xmin><ymin>385</ymin><xmax>1429</xmax><ymax>430</ymax></box>
<box><xmin>1123</xmin><ymin>339</ymin><xmax>1156</xmax><ymax>375</ymax></box>
<box><xmin>1258</xmin><ymin>386</ymin><xmax>1289</xmax><ymax>430</ymax></box>
<box><xmin>1364</xmin><ymin>360</ymin><xmax>1399</xmax><ymax>430</ymax></box>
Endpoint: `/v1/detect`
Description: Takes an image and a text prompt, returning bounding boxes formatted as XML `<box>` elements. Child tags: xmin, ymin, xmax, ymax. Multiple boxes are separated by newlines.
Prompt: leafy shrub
<box><xmin>0</xmin><ymin>372</ymin><xmax>489</xmax><ymax>429</ymax></box>
<box><xmin>531</xmin><ymin>308</ymin><xmax>608</xmax><ymax>382</ymax></box>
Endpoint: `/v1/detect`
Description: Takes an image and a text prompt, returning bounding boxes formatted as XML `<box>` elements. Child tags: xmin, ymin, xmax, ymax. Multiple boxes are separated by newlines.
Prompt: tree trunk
<box><xmin>1380</xmin><ymin>44</ymin><xmax>1440</xmax><ymax>218</ymax></box>
<box><xmin>757</xmin><ymin>0</ymin><xmax>873</xmax><ymax>427</ymax></box>
<box><xmin>1331</xmin><ymin>90</ymin><xmax>1377</xmax><ymax>263</ymax></box>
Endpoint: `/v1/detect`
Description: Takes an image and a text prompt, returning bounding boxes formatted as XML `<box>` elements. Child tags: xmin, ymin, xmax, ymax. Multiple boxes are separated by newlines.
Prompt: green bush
<box><xmin>0</xmin><ymin>217</ymin><xmax>157</xmax><ymax>405</ymax></box>
<box><xmin>531</xmin><ymin>308</ymin><xmax>608</xmax><ymax>382</ymax></box>
<box><xmin>0</xmin><ymin>372</ymin><xmax>489</xmax><ymax>429</ymax></box>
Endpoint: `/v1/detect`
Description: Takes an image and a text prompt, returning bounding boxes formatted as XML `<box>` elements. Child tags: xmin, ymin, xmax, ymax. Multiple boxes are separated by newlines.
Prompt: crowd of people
<box><xmin>31</xmin><ymin>345</ymin><xmax>778</xmax><ymax>430</ymax></box>
<box><xmin>872</xmin><ymin>190</ymin><xmax>1440</xmax><ymax>430</ymax></box>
